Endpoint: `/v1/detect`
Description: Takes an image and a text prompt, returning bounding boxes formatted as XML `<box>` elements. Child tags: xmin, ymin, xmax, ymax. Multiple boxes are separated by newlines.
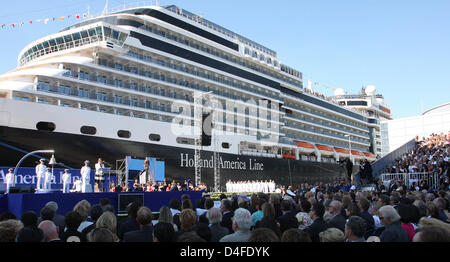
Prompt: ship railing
<box><xmin>283</xmin><ymin>122</ymin><xmax>370</xmax><ymax>147</ymax></box>
<box><xmin>127</xmin><ymin>23</ymin><xmax>303</xmax><ymax>89</ymax></box>
<box><xmin>20</xmin><ymin>34</ymin><xmax>103</xmax><ymax>67</ymax></box>
<box><xmin>59</xmin><ymin>72</ymin><xmax>284</xmax><ymax>126</ymax></box>
<box><xmin>283</xmin><ymin>113</ymin><xmax>369</xmax><ymax>139</ymax></box>
<box><xmin>123</xmin><ymin>52</ymin><xmax>281</xmax><ymax>101</ymax></box>
<box><xmin>108</xmin><ymin>1</ymin><xmax>153</xmax><ymax>14</ymax></box>
<box><xmin>380</xmin><ymin>172</ymin><xmax>440</xmax><ymax>190</ymax></box>
<box><xmin>283</xmin><ymin>101</ymin><xmax>367</xmax><ymax>131</ymax></box>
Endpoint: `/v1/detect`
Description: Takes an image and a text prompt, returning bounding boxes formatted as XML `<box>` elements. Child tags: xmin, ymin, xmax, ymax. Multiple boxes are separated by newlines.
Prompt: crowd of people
<box><xmin>384</xmin><ymin>133</ymin><xmax>449</xmax><ymax>176</ymax></box>
<box><xmin>107</xmin><ymin>179</ymin><xmax>207</xmax><ymax>193</ymax></box>
<box><xmin>226</xmin><ymin>180</ymin><xmax>276</xmax><ymax>193</ymax></box>
<box><xmin>1</xmin><ymin>182</ymin><xmax>449</xmax><ymax>242</ymax></box>
<box><xmin>0</xmin><ymin>133</ymin><xmax>448</xmax><ymax>242</ymax></box>
<box><xmin>382</xmin><ymin>132</ymin><xmax>449</xmax><ymax>190</ymax></box>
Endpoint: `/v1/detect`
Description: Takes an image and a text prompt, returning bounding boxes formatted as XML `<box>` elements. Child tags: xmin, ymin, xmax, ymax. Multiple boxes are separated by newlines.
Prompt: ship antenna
<box><xmin>156</xmin><ymin>0</ymin><xmax>159</xmax><ymax>6</ymax></box>
<box><xmin>102</xmin><ymin>0</ymin><xmax>109</xmax><ymax>16</ymax></box>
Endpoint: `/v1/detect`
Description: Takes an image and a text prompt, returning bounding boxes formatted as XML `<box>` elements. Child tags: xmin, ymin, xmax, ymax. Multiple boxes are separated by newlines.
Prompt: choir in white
<box><xmin>226</xmin><ymin>180</ymin><xmax>276</xmax><ymax>193</ymax></box>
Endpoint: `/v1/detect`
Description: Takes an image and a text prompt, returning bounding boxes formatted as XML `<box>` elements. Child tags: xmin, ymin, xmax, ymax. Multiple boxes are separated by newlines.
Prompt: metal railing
<box><xmin>380</xmin><ymin>172</ymin><xmax>440</xmax><ymax>190</ymax></box>
<box><xmin>371</xmin><ymin>138</ymin><xmax>417</xmax><ymax>179</ymax></box>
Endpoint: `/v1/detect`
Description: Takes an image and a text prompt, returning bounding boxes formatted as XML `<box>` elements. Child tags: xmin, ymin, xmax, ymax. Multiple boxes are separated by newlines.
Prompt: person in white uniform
<box><xmin>35</xmin><ymin>159</ymin><xmax>47</xmax><ymax>190</ymax></box>
<box><xmin>5</xmin><ymin>168</ymin><xmax>14</xmax><ymax>194</ymax></box>
<box><xmin>71</xmin><ymin>177</ymin><xmax>82</xmax><ymax>193</ymax></box>
<box><xmin>43</xmin><ymin>168</ymin><xmax>53</xmax><ymax>190</ymax></box>
<box><xmin>61</xmin><ymin>169</ymin><xmax>71</xmax><ymax>193</ymax></box>
<box><xmin>94</xmin><ymin>158</ymin><xmax>105</xmax><ymax>192</ymax></box>
<box><xmin>80</xmin><ymin>160</ymin><xmax>91</xmax><ymax>193</ymax></box>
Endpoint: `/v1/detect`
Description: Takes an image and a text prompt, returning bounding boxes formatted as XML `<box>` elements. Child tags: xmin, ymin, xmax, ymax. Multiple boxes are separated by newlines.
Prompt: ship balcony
<box><xmin>282</xmin><ymin>123</ymin><xmax>370</xmax><ymax>148</ymax></box>
<box><xmin>283</xmin><ymin>102</ymin><xmax>369</xmax><ymax>133</ymax></box>
<box><xmin>122</xmin><ymin>51</ymin><xmax>283</xmax><ymax>102</ymax></box>
<box><xmin>58</xmin><ymin>72</ymin><xmax>283</xmax><ymax>127</ymax></box>
<box><xmin>283</xmin><ymin>114</ymin><xmax>369</xmax><ymax>140</ymax></box>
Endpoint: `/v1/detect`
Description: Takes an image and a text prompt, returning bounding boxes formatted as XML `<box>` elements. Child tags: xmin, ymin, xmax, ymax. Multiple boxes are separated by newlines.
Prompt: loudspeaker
<box><xmin>8</xmin><ymin>187</ymin><xmax>21</xmax><ymax>194</ymax></box>
<box><xmin>202</xmin><ymin>113</ymin><xmax>212</xmax><ymax>146</ymax></box>
<box><xmin>21</xmin><ymin>186</ymin><xmax>35</xmax><ymax>193</ymax></box>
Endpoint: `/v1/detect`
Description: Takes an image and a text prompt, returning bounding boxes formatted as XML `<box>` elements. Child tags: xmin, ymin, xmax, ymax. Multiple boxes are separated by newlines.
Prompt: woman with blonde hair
<box><xmin>96</xmin><ymin>211</ymin><xmax>118</xmax><ymax>241</ymax></box>
<box><xmin>158</xmin><ymin>206</ymin><xmax>178</xmax><ymax>231</ymax></box>
<box><xmin>417</xmin><ymin>217</ymin><xmax>450</xmax><ymax>235</ymax></box>
<box><xmin>73</xmin><ymin>200</ymin><xmax>92</xmax><ymax>232</ymax></box>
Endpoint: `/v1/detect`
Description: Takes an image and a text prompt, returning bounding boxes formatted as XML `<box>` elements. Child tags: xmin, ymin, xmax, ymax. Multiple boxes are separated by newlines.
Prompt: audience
<box><xmin>16</xmin><ymin>211</ymin><xmax>44</xmax><ymax>242</ymax></box>
<box><xmin>73</xmin><ymin>200</ymin><xmax>92</xmax><ymax>232</ymax></box>
<box><xmin>319</xmin><ymin>227</ymin><xmax>345</xmax><ymax>242</ymax></box>
<box><xmin>0</xmin><ymin>219</ymin><xmax>23</xmax><ymax>242</ymax></box>
<box><xmin>61</xmin><ymin>211</ymin><xmax>86</xmax><ymax>242</ymax></box>
<box><xmin>153</xmin><ymin>222</ymin><xmax>175</xmax><ymax>242</ymax></box>
<box><xmin>0</xmin><ymin>134</ymin><xmax>448</xmax><ymax>243</ymax></box>
<box><xmin>206</xmin><ymin>207</ymin><xmax>229</xmax><ymax>242</ymax></box>
<box><xmin>87</xmin><ymin>227</ymin><xmax>115</xmax><ymax>242</ymax></box>
<box><xmin>117</xmin><ymin>201</ymin><xmax>141</xmax><ymax>240</ymax></box>
<box><xmin>378</xmin><ymin>205</ymin><xmax>409</xmax><ymax>242</ymax></box>
<box><xmin>38</xmin><ymin>220</ymin><xmax>61</xmax><ymax>242</ymax></box>
<box><xmin>248</xmin><ymin>228</ymin><xmax>279</xmax><ymax>242</ymax></box>
<box><xmin>305</xmin><ymin>202</ymin><xmax>330</xmax><ymax>242</ymax></box>
<box><xmin>344</xmin><ymin>216</ymin><xmax>367</xmax><ymax>242</ymax></box>
<box><xmin>220</xmin><ymin>199</ymin><xmax>234</xmax><ymax>234</ymax></box>
<box><xmin>123</xmin><ymin>207</ymin><xmax>153</xmax><ymax>242</ymax></box>
<box><xmin>220</xmin><ymin>208</ymin><xmax>252</xmax><ymax>242</ymax></box>
<box><xmin>280</xmin><ymin>228</ymin><xmax>312</xmax><ymax>242</ymax></box>
<box><xmin>95</xmin><ymin>211</ymin><xmax>118</xmax><ymax>242</ymax></box>
<box><xmin>81</xmin><ymin>204</ymin><xmax>104</xmax><ymax>236</ymax></box>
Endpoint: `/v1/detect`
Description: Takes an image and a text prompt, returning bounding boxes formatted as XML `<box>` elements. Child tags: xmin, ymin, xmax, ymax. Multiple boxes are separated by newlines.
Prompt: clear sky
<box><xmin>0</xmin><ymin>0</ymin><xmax>448</xmax><ymax>119</ymax></box>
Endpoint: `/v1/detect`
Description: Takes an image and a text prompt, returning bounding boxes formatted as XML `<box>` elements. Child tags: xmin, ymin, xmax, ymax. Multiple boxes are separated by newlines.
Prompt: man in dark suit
<box><xmin>346</xmin><ymin>158</ymin><xmax>353</xmax><ymax>183</ymax></box>
<box><xmin>123</xmin><ymin>207</ymin><xmax>154</xmax><ymax>242</ymax></box>
<box><xmin>38</xmin><ymin>220</ymin><xmax>62</xmax><ymax>242</ymax></box>
<box><xmin>328</xmin><ymin>200</ymin><xmax>346</xmax><ymax>232</ymax></box>
<box><xmin>358</xmin><ymin>197</ymin><xmax>375</xmax><ymax>237</ymax></box>
<box><xmin>81</xmin><ymin>204</ymin><xmax>104</xmax><ymax>236</ymax></box>
<box><xmin>206</xmin><ymin>207</ymin><xmax>229</xmax><ymax>242</ymax></box>
<box><xmin>38</xmin><ymin>202</ymin><xmax>65</xmax><ymax>234</ymax></box>
<box><xmin>304</xmin><ymin>202</ymin><xmax>330</xmax><ymax>242</ymax></box>
<box><xmin>378</xmin><ymin>205</ymin><xmax>409</xmax><ymax>242</ymax></box>
<box><xmin>277</xmin><ymin>199</ymin><xmax>299</xmax><ymax>234</ymax></box>
<box><xmin>118</xmin><ymin>201</ymin><xmax>141</xmax><ymax>240</ymax></box>
<box><xmin>220</xmin><ymin>199</ymin><xmax>234</xmax><ymax>233</ymax></box>
<box><xmin>199</xmin><ymin>198</ymin><xmax>215</xmax><ymax>225</ymax></box>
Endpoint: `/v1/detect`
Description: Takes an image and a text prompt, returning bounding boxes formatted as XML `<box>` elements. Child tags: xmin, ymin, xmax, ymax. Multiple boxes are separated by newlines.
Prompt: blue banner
<box><xmin>0</xmin><ymin>167</ymin><xmax>96</xmax><ymax>191</ymax></box>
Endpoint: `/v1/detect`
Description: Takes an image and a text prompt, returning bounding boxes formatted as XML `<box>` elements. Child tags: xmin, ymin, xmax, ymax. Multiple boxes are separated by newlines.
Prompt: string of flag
<box><xmin>307</xmin><ymin>79</ymin><xmax>337</xmax><ymax>92</ymax></box>
<box><xmin>1</xmin><ymin>13</ymin><xmax>88</xmax><ymax>29</ymax></box>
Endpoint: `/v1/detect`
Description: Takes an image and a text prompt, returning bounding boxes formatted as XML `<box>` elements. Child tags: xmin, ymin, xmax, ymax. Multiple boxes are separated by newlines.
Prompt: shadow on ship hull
<box><xmin>0</xmin><ymin>126</ymin><xmax>347</xmax><ymax>190</ymax></box>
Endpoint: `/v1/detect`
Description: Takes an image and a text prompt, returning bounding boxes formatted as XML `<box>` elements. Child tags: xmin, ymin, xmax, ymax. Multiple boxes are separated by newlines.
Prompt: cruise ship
<box><xmin>331</xmin><ymin>85</ymin><xmax>392</xmax><ymax>157</ymax></box>
<box><xmin>0</xmin><ymin>3</ymin><xmax>378</xmax><ymax>191</ymax></box>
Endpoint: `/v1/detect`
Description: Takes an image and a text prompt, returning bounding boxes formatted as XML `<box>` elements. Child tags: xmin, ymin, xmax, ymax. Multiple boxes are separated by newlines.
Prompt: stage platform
<box><xmin>0</xmin><ymin>191</ymin><xmax>203</xmax><ymax>219</ymax></box>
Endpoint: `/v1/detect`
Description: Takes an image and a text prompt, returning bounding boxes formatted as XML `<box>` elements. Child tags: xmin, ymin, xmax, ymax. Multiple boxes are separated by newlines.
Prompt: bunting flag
<box><xmin>1</xmin><ymin>12</ymin><xmax>88</xmax><ymax>30</ymax></box>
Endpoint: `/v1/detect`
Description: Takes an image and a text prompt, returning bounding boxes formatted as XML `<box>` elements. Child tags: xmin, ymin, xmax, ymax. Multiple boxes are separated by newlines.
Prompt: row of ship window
<box><xmin>122</xmin><ymin>51</ymin><xmax>280</xmax><ymax>101</ymax></box>
<box><xmin>19</xmin><ymin>25</ymin><xmax>129</xmax><ymax>66</ymax></box>
<box><xmin>166</xmin><ymin>6</ymin><xmax>276</xmax><ymax>57</ymax></box>
<box><xmin>38</xmin><ymin>76</ymin><xmax>278</xmax><ymax>122</ymax></box>
<box><xmin>35</xmin><ymin>121</ymin><xmax>231</xmax><ymax>148</ymax></box>
<box><xmin>135</xmin><ymin>21</ymin><xmax>302</xmax><ymax>87</ymax></box>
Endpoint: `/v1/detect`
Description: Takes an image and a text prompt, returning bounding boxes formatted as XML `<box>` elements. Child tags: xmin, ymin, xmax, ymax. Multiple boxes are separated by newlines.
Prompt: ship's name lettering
<box><xmin>179</xmin><ymin>154</ymin><xmax>263</xmax><ymax>171</ymax></box>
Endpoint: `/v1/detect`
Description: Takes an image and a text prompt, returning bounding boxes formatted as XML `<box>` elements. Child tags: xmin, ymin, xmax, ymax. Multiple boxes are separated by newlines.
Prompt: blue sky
<box><xmin>0</xmin><ymin>0</ymin><xmax>448</xmax><ymax>119</ymax></box>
